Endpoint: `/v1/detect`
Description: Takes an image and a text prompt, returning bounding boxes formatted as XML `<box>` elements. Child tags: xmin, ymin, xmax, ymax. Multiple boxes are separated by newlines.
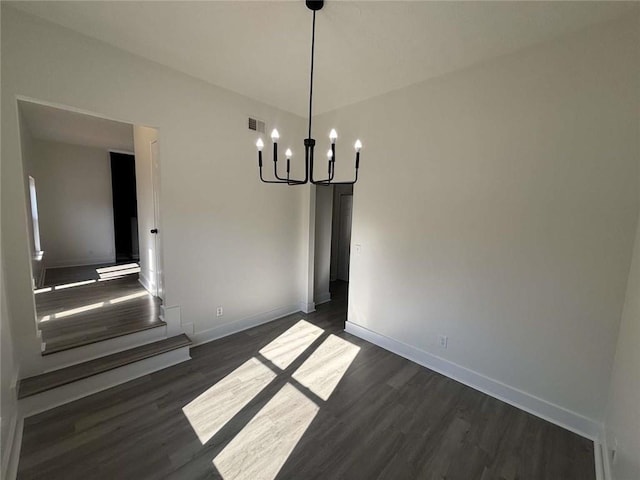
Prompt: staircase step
<box><xmin>41</xmin><ymin>320</ymin><xmax>167</xmax><ymax>355</ymax></box>
<box><xmin>19</xmin><ymin>334</ymin><xmax>192</xmax><ymax>399</ymax></box>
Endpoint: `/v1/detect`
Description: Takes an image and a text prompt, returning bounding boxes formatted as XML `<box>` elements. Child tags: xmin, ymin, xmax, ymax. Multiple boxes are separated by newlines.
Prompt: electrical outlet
<box><xmin>216</xmin><ymin>306</ymin><xmax>223</xmax><ymax>317</ymax></box>
<box><xmin>438</xmin><ymin>335</ymin><xmax>448</xmax><ymax>349</ymax></box>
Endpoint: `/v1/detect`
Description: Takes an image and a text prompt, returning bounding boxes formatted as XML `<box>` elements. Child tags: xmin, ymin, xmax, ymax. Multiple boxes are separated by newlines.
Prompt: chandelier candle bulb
<box><xmin>256</xmin><ymin>138</ymin><xmax>264</xmax><ymax>168</ymax></box>
<box><xmin>329</xmin><ymin>129</ymin><xmax>338</xmax><ymax>144</ymax></box>
<box><xmin>285</xmin><ymin>149</ymin><xmax>292</xmax><ymax>176</ymax></box>
<box><xmin>355</xmin><ymin>141</ymin><xmax>362</xmax><ymax>169</ymax></box>
<box><xmin>271</xmin><ymin>129</ymin><xmax>280</xmax><ymax>141</ymax></box>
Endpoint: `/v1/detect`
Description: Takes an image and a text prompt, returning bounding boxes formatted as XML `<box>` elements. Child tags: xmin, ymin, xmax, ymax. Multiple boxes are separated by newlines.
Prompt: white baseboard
<box><xmin>160</xmin><ymin>304</ymin><xmax>182</xmax><ymax>337</ymax></box>
<box><xmin>19</xmin><ymin>347</ymin><xmax>191</xmax><ymax>418</ymax></box>
<box><xmin>594</xmin><ymin>439</ymin><xmax>607</xmax><ymax>480</ymax></box>
<box><xmin>0</xmin><ymin>411</ymin><xmax>18</xmax><ymax>478</ymax></box>
<box><xmin>192</xmin><ymin>304</ymin><xmax>301</xmax><ymax>346</ymax></box>
<box><xmin>600</xmin><ymin>433</ymin><xmax>613</xmax><ymax>480</ymax></box>
<box><xmin>345</xmin><ymin>321</ymin><xmax>601</xmax><ymax>441</ymax></box>
<box><xmin>299</xmin><ymin>301</ymin><xmax>315</xmax><ymax>314</ymax></box>
<box><xmin>2</xmin><ymin>415</ymin><xmax>23</xmax><ymax>480</ymax></box>
<box><xmin>45</xmin><ymin>256</ymin><xmax>116</xmax><ymax>269</ymax></box>
<box><xmin>138</xmin><ymin>273</ymin><xmax>153</xmax><ymax>295</ymax></box>
<box><xmin>314</xmin><ymin>292</ymin><xmax>331</xmax><ymax>305</ymax></box>
<box><xmin>1</xmin><ymin>410</ymin><xmax>18</xmax><ymax>480</ymax></box>
<box><xmin>1</xmin><ymin>371</ymin><xmax>21</xmax><ymax>480</ymax></box>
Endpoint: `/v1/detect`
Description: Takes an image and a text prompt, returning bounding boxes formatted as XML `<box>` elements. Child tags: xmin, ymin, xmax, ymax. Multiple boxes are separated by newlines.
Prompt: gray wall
<box><xmin>603</xmin><ymin>200</ymin><xmax>640</xmax><ymax>479</ymax></box>
<box><xmin>315</xmin><ymin>17</ymin><xmax>640</xmax><ymax>427</ymax></box>
<box><xmin>1</xmin><ymin>7</ymin><xmax>308</xmax><ymax>377</ymax></box>
<box><xmin>30</xmin><ymin>139</ymin><xmax>116</xmax><ymax>268</ymax></box>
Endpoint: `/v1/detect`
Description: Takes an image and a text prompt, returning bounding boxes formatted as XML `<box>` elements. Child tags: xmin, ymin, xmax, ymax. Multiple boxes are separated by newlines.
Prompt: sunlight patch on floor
<box><xmin>110</xmin><ymin>291</ymin><xmax>150</xmax><ymax>304</ymax></box>
<box><xmin>98</xmin><ymin>267</ymin><xmax>141</xmax><ymax>279</ymax></box>
<box><xmin>95</xmin><ymin>263</ymin><xmax>139</xmax><ymax>274</ymax></box>
<box><xmin>183</xmin><ymin>358</ymin><xmax>276</xmax><ymax>445</ymax></box>
<box><xmin>39</xmin><ymin>289</ymin><xmax>152</xmax><ymax>322</ymax></box>
<box><xmin>213</xmin><ymin>383</ymin><xmax>319</xmax><ymax>480</ymax></box>
<box><xmin>53</xmin><ymin>279</ymin><xmax>96</xmax><ymax>290</ymax></box>
<box><xmin>259</xmin><ymin>320</ymin><xmax>323</xmax><ymax>370</ymax></box>
<box><xmin>40</xmin><ymin>302</ymin><xmax>105</xmax><ymax>322</ymax></box>
<box><xmin>292</xmin><ymin>334</ymin><xmax>361</xmax><ymax>401</ymax></box>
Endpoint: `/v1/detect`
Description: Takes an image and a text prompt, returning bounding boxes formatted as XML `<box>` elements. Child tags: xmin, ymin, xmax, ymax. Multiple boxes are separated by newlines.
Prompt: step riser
<box><xmin>41</xmin><ymin>325</ymin><xmax>168</xmax><ymax>372</ymax></box>
<box><xmin>19</xmin><ymin>347</ymin><xmax>191</xmax><ymax>418</ymax></box>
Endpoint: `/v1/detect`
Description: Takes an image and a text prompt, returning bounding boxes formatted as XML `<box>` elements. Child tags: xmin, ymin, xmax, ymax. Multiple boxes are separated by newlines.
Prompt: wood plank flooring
<box><xmin>36</xmin><ymin>272</ymin><xmax>164</xmax><ymax>354</ymax></box>
<box><xmin>18</xmin><ymin>282</ymin><xmax>595</xmax><ymax>479</ymax></box>
<box><xmin>18</xmin><ymin>334</ymin><xmax>192</xmax><ymax>399</ymax></box>
<box><xmin>43</xmin><ymin>263</ymin><xmax>136</xmax><ymax>287</ymax></box>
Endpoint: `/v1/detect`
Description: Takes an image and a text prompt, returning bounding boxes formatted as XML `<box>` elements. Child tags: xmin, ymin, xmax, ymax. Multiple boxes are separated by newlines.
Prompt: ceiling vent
<box><xmin>248</xmin><ymin>117</ymin><xmax>265</xmax><ymax>134</ymax></box>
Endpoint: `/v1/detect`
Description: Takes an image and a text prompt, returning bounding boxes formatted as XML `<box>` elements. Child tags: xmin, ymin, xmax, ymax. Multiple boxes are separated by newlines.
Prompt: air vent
<box><xmin>248</xmin><ymin>117</ymin><xmax>265</xmax><ymax>134</ymax></box>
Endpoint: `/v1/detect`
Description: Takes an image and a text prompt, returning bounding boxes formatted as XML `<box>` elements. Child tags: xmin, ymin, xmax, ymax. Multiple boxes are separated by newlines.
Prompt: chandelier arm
<box><xmin>329</xmin><ymin>143</ymin><xmax>336</xmax><ymax>180</ymax></box>
<box><xmin>272</xmin><ymin>142</ymin><xmax>286</xmax><ymax>181</ymax></box>
<box><xmin>259</xmin><ymin>150</ymin><xmax>299</xmax><ymax>184</ymax></box>
<box><xmin>273</xmin><ymin>159</ymin><xmax>287</xmax><ymax>181</ymax></box>
<box><xmin>310</xmin><ymin>151</ymin><xmax>360</xmax><ymax>185</ymax></box>
<box><xmin>259</xmin><ymin>168</ymin><xmax>290</xmax><ymax>184</ymax></box>
<box><xmin>275</xmin><ymin>146</ymin><xmax>287</xmax><ymax>180</ymax></box>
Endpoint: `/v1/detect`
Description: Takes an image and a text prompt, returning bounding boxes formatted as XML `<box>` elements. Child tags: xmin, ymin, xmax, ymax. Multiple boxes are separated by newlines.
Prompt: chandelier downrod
<box><xmin>255</xmin><ymin>0</ymin><xmax>361</xmax><ymax>186</ymax></box>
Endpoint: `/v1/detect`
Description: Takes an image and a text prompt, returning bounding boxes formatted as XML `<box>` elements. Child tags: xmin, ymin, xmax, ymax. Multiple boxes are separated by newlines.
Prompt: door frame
<box><xmin>336</xmin><ymin>193</ymin><xmax>353</xmax><ymax>282</ymax></box>
<box><xmin>150</xmin><ymin>139</ymin><xmax>164</xmax><ymax>300</ymax></box>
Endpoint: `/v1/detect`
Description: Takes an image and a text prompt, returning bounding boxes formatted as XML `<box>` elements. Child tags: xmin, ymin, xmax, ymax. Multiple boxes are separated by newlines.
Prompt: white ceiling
<box><xmin>19</xmin><ymin>100</ymin><xmax>135</xmax><ymax>152</ymax></box>
<box><xmin>10</xmin><ymin>1</ymin><xmax>638</xmax><ymax>117</ymax></box>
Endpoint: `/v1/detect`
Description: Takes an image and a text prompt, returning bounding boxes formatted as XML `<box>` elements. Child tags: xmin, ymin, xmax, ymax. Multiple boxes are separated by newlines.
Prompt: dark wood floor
<box><xmin>43</xmin><ymin>262</ymin><xmax>137</xmax><ymax>287</ymax></box>
<box><xmin>18</xmin><ymin>282</ymin><xmax>595</xmax><ymax>479</ymax></box>
<box><xmin>36</xmin><ymin>266</ymin><xmax>163</xmax><ymax>354</ymax></box>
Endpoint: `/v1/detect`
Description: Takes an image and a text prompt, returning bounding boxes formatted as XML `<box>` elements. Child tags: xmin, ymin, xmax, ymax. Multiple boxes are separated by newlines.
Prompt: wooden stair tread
<box><xmin>19</xmin><ymin>334</ymin><xmax>192</xmax><ymax>399</ymax></box>
<box><xmin>41</xmin><ymin>320</ymin><xmax>167</xmax><ymax>356</ymax></box>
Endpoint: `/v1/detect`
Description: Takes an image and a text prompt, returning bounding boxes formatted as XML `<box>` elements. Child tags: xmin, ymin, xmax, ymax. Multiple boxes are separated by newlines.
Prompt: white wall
<box><xmin>18</xmin><ymin>111</ymin><xmax>42</xmax><ymax>286</ymax></box>
<box><xmin>29</xmin><ymin>139</ymin><xmax>116</xmax><ymax>268</ymax></box>
<box><xmin>314</xmin><ymin>185</ymin><xmax>333</xmax><ymax>304</ymax></box>
<box><xmin>315</xmin><ymin>16</ymin><xmax>640</xmax><ymax>430</ymax></box>
<box><xmin>603</xmin><ymin>208</ymin><xmax>640</xmax><ymax>479</ymax></box>
<box><xmin>1</xmin><ymin>252</ymin><xmax>18</xmax><ymax>478</ymax></box>
<box><xmin>1</xmin><ymin>7</ymin><xmax>308</xmax><ymax>375</ymax></box>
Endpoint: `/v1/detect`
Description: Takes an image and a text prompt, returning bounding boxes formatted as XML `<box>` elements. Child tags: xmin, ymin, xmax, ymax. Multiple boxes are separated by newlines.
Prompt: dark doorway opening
<box><xmin>330</xmin><ymin>184</ymin><xmax>354</xmax><ymax>283</ymax></box>
<box><xmin>110</xmin><ymin>153</ymin><xmax>139</xmax><ymax>262</ymax></box>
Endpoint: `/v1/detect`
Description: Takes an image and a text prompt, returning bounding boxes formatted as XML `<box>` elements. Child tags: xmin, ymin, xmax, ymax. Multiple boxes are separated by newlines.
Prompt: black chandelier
<box><xmin>255</xmin><ymin>0</ymin><xmax>362</xmax><ymax>186</ymax></box>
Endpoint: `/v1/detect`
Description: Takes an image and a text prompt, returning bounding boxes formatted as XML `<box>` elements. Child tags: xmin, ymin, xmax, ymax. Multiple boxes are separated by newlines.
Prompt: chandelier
<box><xmin>255</xmin><ymin>0</ymin><xmax>362</xmax><ymax>185</ymax></box>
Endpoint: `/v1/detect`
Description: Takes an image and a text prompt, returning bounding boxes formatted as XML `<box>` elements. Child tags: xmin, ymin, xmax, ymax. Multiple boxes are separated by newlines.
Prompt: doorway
<box><xmin>336</xmin><ymin>194</ymin><xmax>353</xmax><ymax>281</ymax></box>
<box><xmin>110</xmin><ymin>152</ymin><xmax>139</xmax><ymax>263</ymax></box>
<box><xmin>313</xmin><ymin>184</ymin><xmax>354</xmax><ymax>311</ymax></box>
<box><xmin>331</xmin><ymin>185</ymin><xmax>354</xmax><ymax>283</ymax></box>
<box><xmin>17</xmin><ymin>99</ymin><xmax>165</xmax><ymax>355</ymax></box>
